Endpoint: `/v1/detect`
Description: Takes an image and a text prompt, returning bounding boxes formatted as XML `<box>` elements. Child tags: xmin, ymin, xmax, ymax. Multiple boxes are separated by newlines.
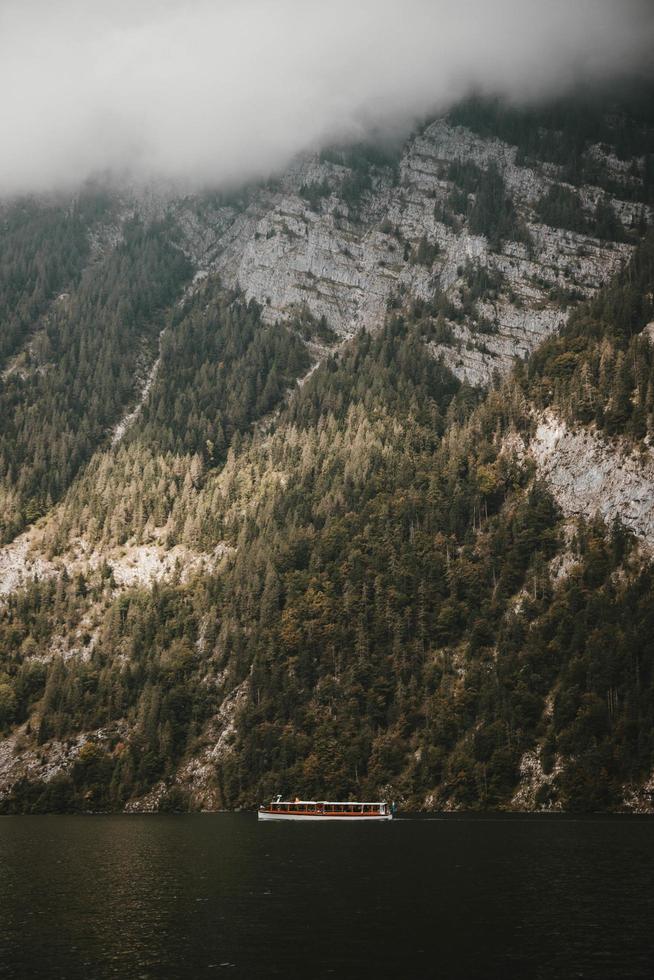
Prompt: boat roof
<box><xmin>270</xmin><ymin>800</ymin><xmax>387</xmax><ymax>805</ymax></box>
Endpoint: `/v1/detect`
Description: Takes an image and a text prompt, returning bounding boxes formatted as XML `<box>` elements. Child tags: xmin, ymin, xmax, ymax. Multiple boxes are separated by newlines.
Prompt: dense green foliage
<box><xmin>466</xmin><ymin>164</ymin><xmax>532</xmax><ymax>250</ymax></box>
<box><xmin>0</xmin><ymin>219</ymin><xmax>191</xmax><ymax>540</ymax></box>
<box><xmin>527</xmin><ymin>231</ymin><xmax>654</xmax><ymax>439</ymax></box>
<box><xmin>131</xmin><ymin>284</ymin><xmax>310</xmax><ymax>463</ymax></box>
<box><xmin>0</xmin><ymin>191</ymin><xmax>112</xmax><ymax>368</ymax></box>
<box><xmin>535</xmin><ymin>185</ymin><xmax>625</xmax><ymax>240</ymax></box>
<box><xmin>442</xmin><ymin>161</ymin><xmax>531</xmax><ymax>250</ymax></box>
<box><xmin>1</xmin><ymin>301</ymin><xmax>653</xmax><ymax>813</ymax></box>
<box><xmin>0</xmin><ymin>574</ymin><xmax>214</xmax><ymax>811</ymax></box>
<box><xmin>286</xmin><ymin>317</ymin><xmax>461</xmax><ymax>429</ymax></box>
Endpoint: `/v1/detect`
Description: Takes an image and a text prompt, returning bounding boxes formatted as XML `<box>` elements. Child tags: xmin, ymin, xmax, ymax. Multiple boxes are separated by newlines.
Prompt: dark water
<box><xmin>0</xmin><ymin>814</ymin><xmax>653</xmax><ymax>980</ymax></box>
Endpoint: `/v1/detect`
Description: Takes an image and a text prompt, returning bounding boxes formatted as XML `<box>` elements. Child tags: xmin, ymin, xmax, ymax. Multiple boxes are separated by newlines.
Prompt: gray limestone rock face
<box><xmin>529</xmin><ymin>412</ymin><xmax>654</xmax><ymax>549</ymax></box>
<box><xmin>155</xmin><ymin>118</ymin><xmax>636</xmax><ymax>383</ymax></box>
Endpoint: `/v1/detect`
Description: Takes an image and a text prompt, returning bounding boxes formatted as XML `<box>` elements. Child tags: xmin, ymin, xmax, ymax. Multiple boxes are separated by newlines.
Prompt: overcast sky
<box><xmin>0</xmin><ymin>0</ymin><xmax>653</xmax><ymax>195</ymax></box>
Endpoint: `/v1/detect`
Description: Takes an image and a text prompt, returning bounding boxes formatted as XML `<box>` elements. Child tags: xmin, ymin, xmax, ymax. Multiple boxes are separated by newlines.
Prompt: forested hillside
<box><xmin>1</xmin><ymin>91</ymin><xmax>653</xmax><ymax>813</ymax></box>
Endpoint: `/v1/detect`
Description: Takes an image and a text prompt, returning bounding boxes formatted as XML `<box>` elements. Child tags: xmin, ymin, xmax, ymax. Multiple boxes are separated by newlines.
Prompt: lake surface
<box><xmin>0</xmin><ymin>814</ymin><xmax>653</xmax><ymax>979</ymax></box>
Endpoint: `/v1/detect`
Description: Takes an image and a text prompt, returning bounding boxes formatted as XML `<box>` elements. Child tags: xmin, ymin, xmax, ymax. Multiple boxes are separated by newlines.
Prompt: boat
<box><xmin>258</xmin><ymin>796</ymin><xmax>395</xmax><ymax>821</ymax></box>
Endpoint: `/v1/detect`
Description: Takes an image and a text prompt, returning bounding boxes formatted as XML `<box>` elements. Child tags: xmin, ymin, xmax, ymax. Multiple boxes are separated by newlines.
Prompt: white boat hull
<box><xmin>258</xmin><ymin>811</ymin><xmax>392</xmax><ymax>821</ymax></box>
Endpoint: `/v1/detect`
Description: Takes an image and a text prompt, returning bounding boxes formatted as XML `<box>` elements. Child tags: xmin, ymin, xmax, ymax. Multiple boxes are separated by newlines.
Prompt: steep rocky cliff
<box><xmin>172</xmin><ymin>118</ymin><xmax>635</xmax><ymax>385</ymax></box>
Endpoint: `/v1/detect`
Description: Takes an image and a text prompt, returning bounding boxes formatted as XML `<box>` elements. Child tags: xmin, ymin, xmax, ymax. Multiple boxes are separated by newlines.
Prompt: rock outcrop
<box><xmin>529</xmin><ymin>412</ymin><xmax>654</xmax><ymax>548</ymax></box>
<box><xmin>164</xmin><ymin>119</ymin><xmax>632</xmax><ymax>383</ymax></box>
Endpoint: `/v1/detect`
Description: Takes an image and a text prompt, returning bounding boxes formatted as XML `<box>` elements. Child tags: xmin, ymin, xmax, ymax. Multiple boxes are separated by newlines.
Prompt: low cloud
<box><xmin>1</xmin><ymin>0</ymin><xmax>653</xmax><ymax>195</ymax></box>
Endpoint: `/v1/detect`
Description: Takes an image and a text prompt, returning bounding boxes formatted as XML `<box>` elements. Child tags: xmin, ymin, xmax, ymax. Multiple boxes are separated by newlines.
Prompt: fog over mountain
<box><xmin>1</xmin><ymin>0</ymin><xmax>653</xmax><ymax>195</ymax></box>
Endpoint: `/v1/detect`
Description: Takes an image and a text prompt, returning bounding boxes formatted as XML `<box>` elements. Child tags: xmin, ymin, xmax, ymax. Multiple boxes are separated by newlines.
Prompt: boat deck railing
<box><xmin>261</xmin><ymin>802</ymin><xmax>388</xmax><ymax>814</ymax></box>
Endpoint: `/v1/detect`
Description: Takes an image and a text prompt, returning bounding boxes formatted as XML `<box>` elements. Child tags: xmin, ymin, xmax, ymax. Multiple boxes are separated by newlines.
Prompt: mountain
<box><xmin>0</xmin><ymin>91</ymin><xmax>653</xmax><ymax>813</ymax></box>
